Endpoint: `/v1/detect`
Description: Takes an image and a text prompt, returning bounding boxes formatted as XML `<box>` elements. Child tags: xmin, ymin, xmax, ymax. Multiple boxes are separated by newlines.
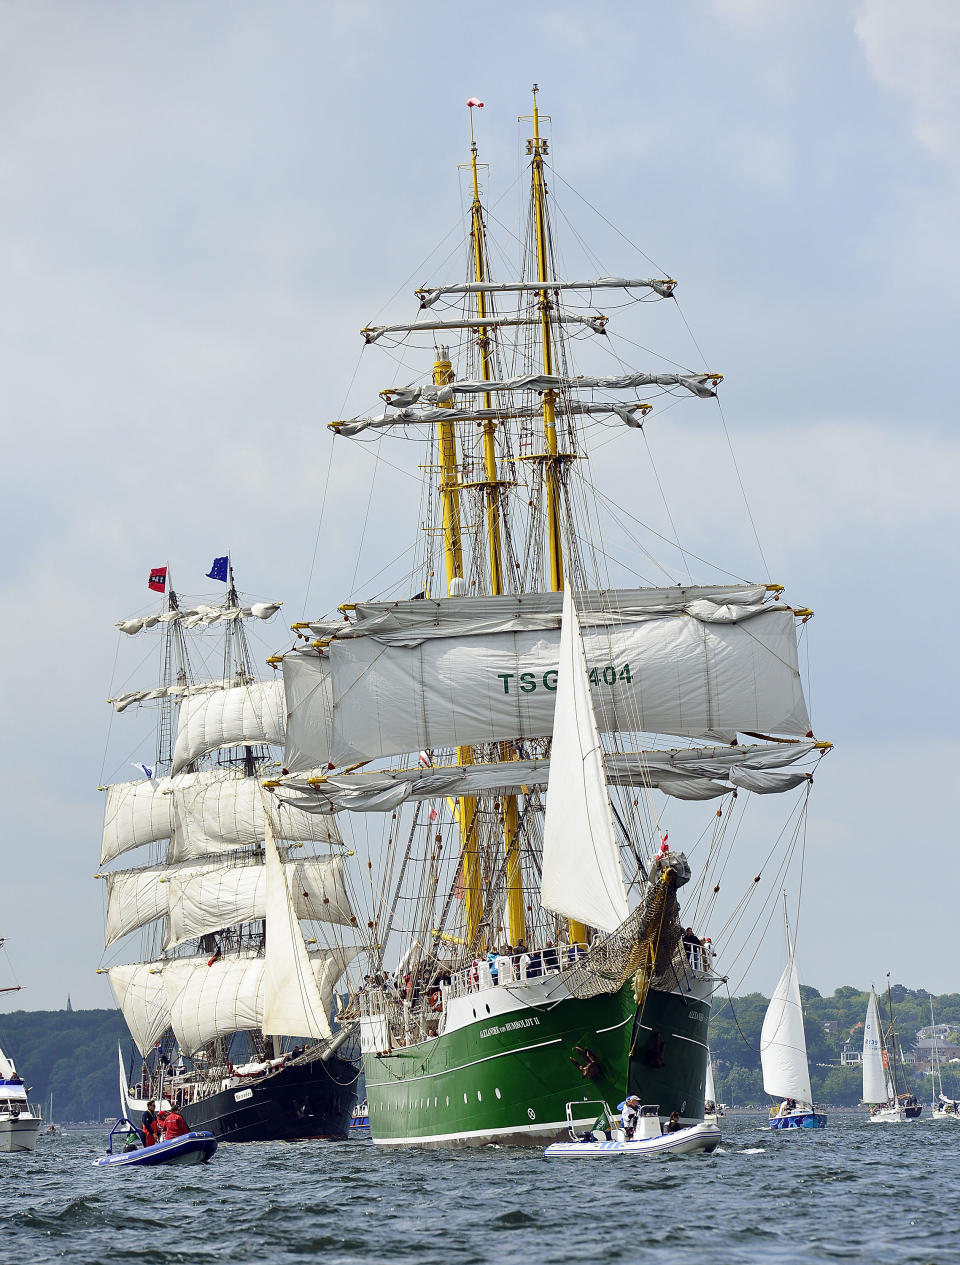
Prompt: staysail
<box><xmin>760</xmin><ymin>952</ymin><xmax>812</xmax><ymax>1103</ymax></box>
<box><xmin>862</xmin><ymin>988</ymin><xmax>888</xmax><ymax>1104</ymax></box>
<box><xmin>540</xmin><ymin>588</ymin><xmax>628</xmax><ymax>934</ymax></box>
<box><xmin>705</xmin><ymin>1052</ymin><xmax>717</xmax><ymax>1105</ymax></box>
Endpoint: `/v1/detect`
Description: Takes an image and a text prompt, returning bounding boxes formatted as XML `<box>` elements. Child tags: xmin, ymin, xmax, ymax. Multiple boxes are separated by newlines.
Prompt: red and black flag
<box><xmin>148</xmin><ymin>566</ymin><xmax>167</xmax><ymax>593</ymax></box>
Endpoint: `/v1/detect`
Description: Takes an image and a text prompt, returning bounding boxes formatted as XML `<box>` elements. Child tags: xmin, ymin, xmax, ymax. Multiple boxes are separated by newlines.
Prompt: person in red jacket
<box><xmin>163</xmin><ymin>1107</ymin><xmax>189</xmax><ymax>1140</ymax></box>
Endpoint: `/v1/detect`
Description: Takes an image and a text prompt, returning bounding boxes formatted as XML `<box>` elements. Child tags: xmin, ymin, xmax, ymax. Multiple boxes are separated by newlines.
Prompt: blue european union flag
<box><xmin>206</xmin><ymin>556</ymin><xmax>229</xmax><ymax>582</ymax></box>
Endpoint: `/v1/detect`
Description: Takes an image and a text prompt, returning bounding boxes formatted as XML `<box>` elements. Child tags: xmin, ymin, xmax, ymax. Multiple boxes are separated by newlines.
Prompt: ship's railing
<box><xmin>443</xmin><ymin>943</ymin><xmax>591</xmax><ymax>1001</ymax></box>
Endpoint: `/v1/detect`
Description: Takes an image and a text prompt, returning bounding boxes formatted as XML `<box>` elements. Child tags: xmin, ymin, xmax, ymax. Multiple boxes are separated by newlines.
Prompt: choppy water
<box><xmin>3</xmin><ymin>1114</ymin><xmax>958</xmax><ymax>1264</ymax></box>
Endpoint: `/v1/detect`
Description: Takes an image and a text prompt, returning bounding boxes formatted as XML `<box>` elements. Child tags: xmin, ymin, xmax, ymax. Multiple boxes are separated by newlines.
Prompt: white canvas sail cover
<box><xmin>307</xmin><ymin>600</ymin><xmax>810</xmax><ymax>767</ymax></box>
<box><xmin>170</xmin><ymin>773</ymin><xmax>343</xmax><ymax>859</ymax></box>
<box><xmin>116</xmin><ymin>601</ymin><xmax>282</xmax><ymax>637</ymax></box>
<box><xmin>107</xmin><ymin>962</ymin><xmax>170</xmax><ymax>1056</ymax></box>
<box><xmin>540</xmin><ymin>588</ymin><xmax>629</xmax><ymax>934</ymax></box>
<box><xmin>172</xmin><ymin>679</ymin><xmax>286</xmax><ymax>773</ymax></box>
<box><xmin>760</xmin><ymin>953</ymin><xmax>812</xmax><ymax>1103</ymax></box>
<box><xmin>862</xmin><ymin>989</ymin><xmax>888</xmax><ymax>1104</ymax></box>
<box><xmin>164</xmin><ymin>853</ymin><xmax>353</xmax><ymax>948</ymax></box>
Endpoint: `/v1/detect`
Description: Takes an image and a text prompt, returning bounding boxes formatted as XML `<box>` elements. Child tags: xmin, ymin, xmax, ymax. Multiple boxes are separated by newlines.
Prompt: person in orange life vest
<box><xmin>140</xmin><ymin>1099</ymin><xmax>159</xmax><ymax>1147</ymax></box>
<box><xmin>163</xmin><ymin>1107</ymin><xmax>189</xmax><ymax>1140</ymax></box>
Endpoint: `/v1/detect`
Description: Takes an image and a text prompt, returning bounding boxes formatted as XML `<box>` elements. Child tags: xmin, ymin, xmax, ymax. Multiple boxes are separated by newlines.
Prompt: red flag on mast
<box><xmin>148</xmin><ymin>566</ymin><xmax>167</xmax><ymax>593</ymax></box>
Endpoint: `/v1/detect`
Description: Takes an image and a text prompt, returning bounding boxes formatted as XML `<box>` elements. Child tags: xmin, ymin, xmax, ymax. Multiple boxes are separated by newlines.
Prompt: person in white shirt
<box><xmin>621</xmin><ymin>1094</ymin><xmax>640</xmax><ymax>1139</ymax></box>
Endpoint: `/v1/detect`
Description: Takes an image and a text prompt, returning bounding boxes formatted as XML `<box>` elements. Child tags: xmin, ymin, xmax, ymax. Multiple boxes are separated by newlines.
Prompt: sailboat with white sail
<box><xmin>760</xmin><ymin>903</ymin><xmax>824</xmax><ymax>1130</ymax></box>
<box><xmin>98</xmin><ymin>563</ymin><xmax>361</xmax><ymax>1142</ymax></box>
<box><xmin>704</xmin><ymin>1051</ymin><xmax>723</xmax><ymax>1126</ymax></box>
<box><xmin>863</xmin><ymin>984</ymin><xmax>920</xmax><ymax>1123</ymax></box>
<box><xmin>927</xmin><ymin>1001</ymin><xmax>959</xmax><ymax>1120</ymax></box>
<box><xmin>267</xmin><ymin>90</ymin><xmax>830</xmax><ymax>1148</ymax></box>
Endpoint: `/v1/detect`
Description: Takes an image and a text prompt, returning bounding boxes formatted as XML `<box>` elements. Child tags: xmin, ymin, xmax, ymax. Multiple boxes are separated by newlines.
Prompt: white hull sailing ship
<box><xmin>267</xmin><ymin>91</ymin><xmax>829</xmax><ymax>1148</ymax></box>
<box><xmin>98</xmin><ymin>566</ymin><xmax>361</xmax><ymax>1142</ymax></box>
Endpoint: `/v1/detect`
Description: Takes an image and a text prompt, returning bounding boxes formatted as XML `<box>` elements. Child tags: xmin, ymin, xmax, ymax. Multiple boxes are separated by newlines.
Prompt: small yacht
<box><xmin>863</xmin><ymin>982</ymin><xmax>920</xmax><ymax>1123</ymax></box>
<box><xmin>0</xmin><ymin>1049</ymin><xmax>41</xmax><ymax>1153</ymax></box>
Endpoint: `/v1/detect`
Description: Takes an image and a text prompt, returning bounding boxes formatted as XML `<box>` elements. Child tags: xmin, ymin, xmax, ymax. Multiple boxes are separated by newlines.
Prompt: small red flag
<box><xmin>148</xmin><ymin>566</ymin><xmax>167</xmax><ymax>593</ymax></box>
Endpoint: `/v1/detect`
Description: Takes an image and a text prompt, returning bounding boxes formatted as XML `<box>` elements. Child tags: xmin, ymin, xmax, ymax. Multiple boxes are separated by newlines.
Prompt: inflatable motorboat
<box><xmin>544</xmin><ymin>1101</ymin><xmax>721</xmax><ymax>1159</ymax></box>
<box><xmin>92</xmin><ymin>1118</ymin><xmax>218</xmax><ymax>1169</ymax></box>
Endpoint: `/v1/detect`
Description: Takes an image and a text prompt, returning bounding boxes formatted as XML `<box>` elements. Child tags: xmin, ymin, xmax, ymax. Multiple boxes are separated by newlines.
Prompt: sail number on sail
<box><xmin>497</xmin><ymin>665</ymin><xmax>633</xmax><ymax>693</ymax></box>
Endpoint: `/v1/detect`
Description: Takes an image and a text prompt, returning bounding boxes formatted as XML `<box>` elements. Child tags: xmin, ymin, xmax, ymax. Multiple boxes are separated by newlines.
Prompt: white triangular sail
<box><xmin>540</xmin><ymin>587</ymin><xmax>629</xmax><ymax>934</ymax></box>
<box><xmin>863</xmin><ymin>988</ymin><xmax>888</xmax><ymax>1104</ymax></box>
<box><xmin>261</xmin><ymin>817</ymin><xmax>338</xmax><ymax>1041</ymax></box>
<box><xmin>705</xmin><ymin>1052</ymin><xmax>716</xmax><ymax>1105</ymax></box>
<box><xmin>107</xmin><ymin>962</ymin><xmax>170</xmax><ymax>1056</ymax></box>
<box><xmin>760</xmin><ymin>952</ymin><xmax>812</xmax><ymax>1103</ymax></box>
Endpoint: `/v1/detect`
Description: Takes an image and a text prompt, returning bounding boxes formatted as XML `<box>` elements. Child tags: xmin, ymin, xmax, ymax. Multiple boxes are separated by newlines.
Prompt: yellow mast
<box><xmin>527</xmin><ymin>86</ymin><xmax>586</xmax><ymax>946</ymax></box>
<box><xmin>433</xmin><ymin>349</ymin><xmax>484</xmax><ymax>947</ymax></box>
<box><xmin>466</xmin><ymin>105</ymin><xmax>525</xmax><ymax>948</ymax></box>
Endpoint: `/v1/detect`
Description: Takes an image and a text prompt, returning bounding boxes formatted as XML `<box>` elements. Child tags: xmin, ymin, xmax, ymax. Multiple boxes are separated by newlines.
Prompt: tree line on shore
<box><xmin>2</xmin><ymin>982</ymin><xmax>958</xmax><ymax>1119</ymax></box>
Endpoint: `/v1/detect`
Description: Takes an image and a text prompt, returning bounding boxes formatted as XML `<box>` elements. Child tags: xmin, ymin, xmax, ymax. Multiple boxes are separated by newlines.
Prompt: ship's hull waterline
<box><xmin>177</xmin><ymin>1054</ymin><xmax>358</xmax><ymax>1143</ymax></box>
<box><xmin>363</xmin><ymin>982</ymin><xmax>710</xmax><ymax>1148</ymax></box>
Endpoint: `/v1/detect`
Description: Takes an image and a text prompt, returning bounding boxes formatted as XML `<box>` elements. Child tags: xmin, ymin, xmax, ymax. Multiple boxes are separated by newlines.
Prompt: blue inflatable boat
<box><xmin>92</xmin><ymin>1118</ymin><xmax>218</xmax><ymax>1169</ymax></box>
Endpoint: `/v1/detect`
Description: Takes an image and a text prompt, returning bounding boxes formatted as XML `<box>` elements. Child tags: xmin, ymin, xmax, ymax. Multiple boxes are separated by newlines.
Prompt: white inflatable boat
<box><xmin>544</xmin><ymin>1101</ymin><xmax>720</xmax><ymax>1159</ymax></box>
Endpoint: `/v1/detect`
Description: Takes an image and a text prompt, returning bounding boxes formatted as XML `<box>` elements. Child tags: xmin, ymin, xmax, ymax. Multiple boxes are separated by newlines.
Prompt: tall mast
<box><xmin>465</xmin><ymin>102</ymin><xmax>525</xmax><ymax>947</ymax></box>
<box><xmin>525</xmin><ymin>86</ymin><xmax>585</xmax><ymax>947</ymax></box>
<box><xmin>433</xmin><ymin>346</ymin><xmax>483</xmax><ymax>946</ymax></box>
<box><xmin>886</xmin><ymin>973</ymin><xmax>901</xmax><ymax>1100</ymax></box>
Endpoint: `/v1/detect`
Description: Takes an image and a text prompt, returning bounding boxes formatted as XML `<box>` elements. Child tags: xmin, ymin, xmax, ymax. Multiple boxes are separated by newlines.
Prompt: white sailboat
<box><xmin>863</xmin><ymin>986</ymin><xmax>913</xmax><ymax>1122</ymax></box>
<box><xmin>760</xmin><ymin>907</ymin><xmax>825</xmax><ymax>1130</ymax></box>
<box><xmin>704</xmin><ymin>1051</ymin><xmax>723</xmax><ymax>1126</ymax></box>
<box><xmin>928</xmin><ymin>1000</ymin><xmax>960</xmax><ymax>1120</ymax></box>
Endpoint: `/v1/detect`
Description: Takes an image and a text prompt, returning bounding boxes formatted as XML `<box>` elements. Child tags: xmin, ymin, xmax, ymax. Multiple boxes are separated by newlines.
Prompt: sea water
<box><xmin>3</xmin><ymin>1114</ymin><xmax>958</xmax><ymax>1264</ymax></box>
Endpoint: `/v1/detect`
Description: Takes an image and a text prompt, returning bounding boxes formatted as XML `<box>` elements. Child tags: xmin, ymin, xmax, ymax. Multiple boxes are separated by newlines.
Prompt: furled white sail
<box><xmin>164</xmin><ymin>853</ymin><xmax>354</xmax><ymax>948</ymax></box>
<box><xmin>170</xmin><ymin>773</ymin><xmax>342</xmax><ymax>859</ymax></box>
<box><xmin>171</xmin><ymin>679</ymin><xmax>285</xmax><ymax>773</ymax></box>
<box><xmin>414</xmin><ymin>277</ymin><xmax>677</xmax><ymax>306</ymax></box>
<box><xmin>312</xmin><ymin>604</ymin><xmax>810</xmax><ymax>767</ymax></box>
<box><xmin>331</xmin><ymin>399</ymin><xmax>649</xmax><ymax>437</ymax></box>
<box><xmin>361</xmin><ymin>312</ymin><xmax>607</xmax><ymax>344</ymax></box>
<box><xmin>116</xmin><ymin>602</ymin><xmax>282</xmax><ymax>637</ymax></box>
<box><xmin>262</xmin><ymin>819</ymin><xmax>339</xmax><ymax>1041</ymax></box>
<box><xmin>862</xmin><ymin>989</ymin><xmax>888</xmax><ymax>1104</ymax></box>
<box><xmin>380</xmin><ymin>369</ymin><xmax>718</xmax><ymax>406</ymax></box>
<box><xmin>275</xmin><ymin>741</ymin><xmax>819</xmax><ymax>811</ymax></box>
<box><xmin>108</xmin><ymin>678</ymin><xmax>247</xmax><ymax>713</ymax></box>
<box><xmin>107</xmin><ymin>962</ymin><xmax>170</xmax><ymax>1056</ymax></box>
<box><xmin>540</xmin><ymin>588</ymin><xmax>628</xmax><ymax>934</ymax></box>
<box><xmin>760</xmin><ymin>953</ymin><xmax>813</xmax><ymax>1103</ymax></box>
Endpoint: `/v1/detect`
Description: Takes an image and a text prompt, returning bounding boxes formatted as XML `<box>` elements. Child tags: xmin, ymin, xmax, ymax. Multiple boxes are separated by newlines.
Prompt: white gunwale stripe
<box><xmin>366</xmin><ymin>1037</ymin><xmax>562</xmax><ymax>1088</ymax></box>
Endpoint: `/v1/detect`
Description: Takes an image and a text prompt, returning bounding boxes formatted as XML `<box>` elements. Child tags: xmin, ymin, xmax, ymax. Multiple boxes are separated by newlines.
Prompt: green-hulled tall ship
<box><xmin>272</xmin><ymin>89</ymin><xmax>827</xmax><ymax>1146</ymax></box>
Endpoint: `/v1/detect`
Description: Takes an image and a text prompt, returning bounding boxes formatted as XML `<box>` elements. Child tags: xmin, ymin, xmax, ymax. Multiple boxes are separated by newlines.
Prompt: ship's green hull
<box><xmin>364</xmin><ymin>983</ymin><xmax>710</xmax><ymax>1147</ymax></box>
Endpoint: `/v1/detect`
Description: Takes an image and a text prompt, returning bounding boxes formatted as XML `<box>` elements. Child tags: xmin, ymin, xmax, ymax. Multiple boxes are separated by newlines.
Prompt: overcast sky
<box><xmin>2</xmin><ymin>0</ymin><xmax>958</xmax><ymax>1011</ymax></box>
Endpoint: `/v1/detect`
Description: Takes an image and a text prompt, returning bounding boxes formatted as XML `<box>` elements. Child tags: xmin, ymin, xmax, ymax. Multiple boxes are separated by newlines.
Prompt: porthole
<box><xmin>495</xmin><ymin>1088</ymin><xmax>502</xmax><ymax>1099</ymax></box>
<box><xmin>434</xmin><ymin>1097</ymin><xmax>438</xmax><ymax>1107</ymax></box>
<box><xmin>472</xmin><ymin>1008</ymin><xmax>476</xmax><ymax>1018</ymax></box>
<box><xmin>464</xmin><ymin>1093</ymin><xmax>468</xmax><ymax>1104</ymax></box>
<box><xmin>446</xmin><ymin>1096</ymin><xmax>450</xmax><ymax>1107</ymax></box>
<box><xmin>477</xmin><ymin>1091</ymin><xmax>482</xmax><ymax>1102</ymax></box>
<box><xmin>485</xmin><ymin>1004</ymin><xmax>491</xmax><ymax>1014</ymax></box>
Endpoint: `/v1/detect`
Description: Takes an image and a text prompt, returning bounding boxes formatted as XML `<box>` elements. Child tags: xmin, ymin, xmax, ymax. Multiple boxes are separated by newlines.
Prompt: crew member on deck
<box><xmin>141</xmin><ymin>1099</ymin><xmax>159</xmax><ymax>1147</ymax></box>
<box><xmin>162</xmin><ymin>1106</ymin><xmax>189</xmax><ymax>1140</ymax></box>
